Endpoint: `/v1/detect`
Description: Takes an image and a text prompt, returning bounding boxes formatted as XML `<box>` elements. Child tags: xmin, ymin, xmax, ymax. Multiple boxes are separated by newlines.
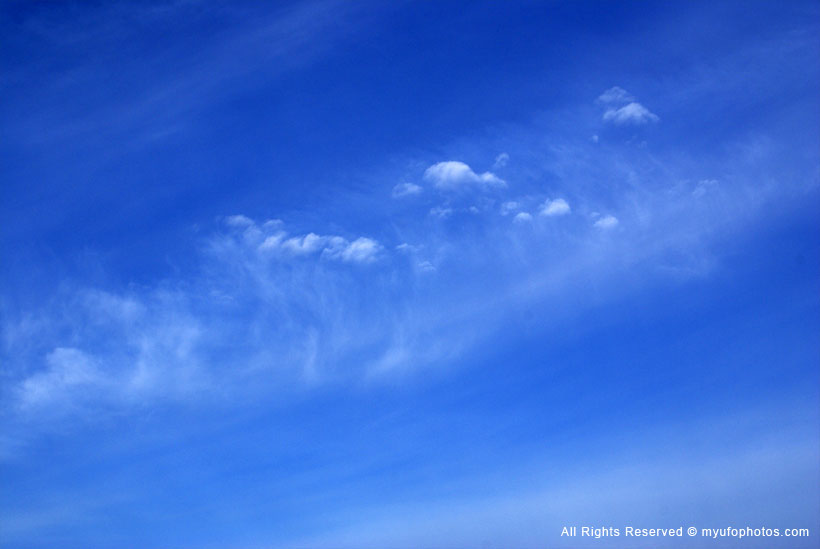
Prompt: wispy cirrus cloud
<box><xmin>1</xmin><ymin>85</ymin><xmax>811</xmax><ymax>457</ymax></box>
<box><xmin>2</xmin><ymin>3</ymin><xmax>818</xmax><ymax>545</ymax></box>
<box><xmin>295</xmin><ymin>401</ymin><xmax>819</xmax><ymax>548</ymax></box>
<box><xmin>2</xmin><ymin>217</ymin><xmax>388</xmax><ymax>429</ymax></box>
<box><xmin>2</xmin><ymin>130</ymin><xmax>796</xmax><ymax>431</ymax></box>
<box><xmin>19</xmin><ymin>348</ymin><xmax>105</xmax><ymax>409</ymax></box>
<box><xmin>2</xmin><ymin>0</ymin><xmax>395</xmax><ymax>149</ymax></box>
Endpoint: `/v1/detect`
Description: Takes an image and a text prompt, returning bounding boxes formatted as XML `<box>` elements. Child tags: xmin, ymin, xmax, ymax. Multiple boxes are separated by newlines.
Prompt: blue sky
<box><xmin>1</xmin><ymin>1</ymin><xmax>819</xmax><ymax>547</ymax></box>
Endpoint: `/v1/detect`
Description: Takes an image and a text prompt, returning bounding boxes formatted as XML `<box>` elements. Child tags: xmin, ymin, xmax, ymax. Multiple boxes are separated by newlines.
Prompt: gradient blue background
<box><xmin>1</xmin><ymin>1</ymin><xmax>819</xmax><ymax>547</ymax></box>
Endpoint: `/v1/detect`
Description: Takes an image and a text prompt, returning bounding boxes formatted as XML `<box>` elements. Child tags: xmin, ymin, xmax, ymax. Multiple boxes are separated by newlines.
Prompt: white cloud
<box><xmin>493</xmin><ymin>152</ymin><xmax>509</xmax><ymax>169</ymax></box>
<box><xmin>597</xmin><ymin>87</ymin><xmax>658</xmax><ymax>125</ymax></box>
<box><xmin>423</xmin><ymin>161</ymin><xmax>505</xmax><ymax>191</ymax></box>
<box><xmin>4</xmin><ymin>81</ymin><xmax>799</xmax><ymax>458</ymax></box>
<box><xmin>513</xmin><ymin>212</ymin><xmax>533</xmax><ymax>223</ymax></box>
<box><xmin>258</xmin><ymin>232</ymin><xmax>286</xmax><ymax>251</ymax></box>
<box><xmin>500</xmin><ymin>201</ymin><xmax>520</xmax><ymax>216</ymax></box>
<box><xmin>597</xmin><ymin>86</ymin><xmax>635</xmax><ymax>105</ymax></box>
<box><xmin>336</xmin><ymin>237</ymin><xmax>381</xmax><ymax>263</ymax></box>
<box><xmin>603</xmin><ymin>102</ymin><xmax>659</xmax><ymax>125</ymax></box>
<box><xmin>539</xmin><ymin>198</ymin><xmax>571</xmax><ymax>216</ymax></box>
<box><xmin>392</xmin><ymin>182</ymin><xmax>422</xmax><ymax>198</ymax></box>
<box><xmin>429</xmin><ymin>206</ymin><xmax>453</xmax><ymax>218</ymax></box>
<box><xmin>229</xmin><ymin>218</ymin><xmax>382</xmax><ymax>264</ymax></box>
<box><xmin>19</xmin><ymin>348</ymin><xmax>104</xmax><ymax>408</ymax></box>
<box><xmin>224</xmin><ymin>214</ymin><xmax>254</xmax><ymax>227</ymax></box>
<box><xmin>417</xmin><ymin>260</ymin><xmax>436</xmax><ymax>273</ymax></box>
<box><xmin>262</xmin><ymin>219</ymin><xmax>283</xmax><ymax>229</ymax></box>
<box><xmin>396</xmin><ymin>243</ymin><xmax>420</xmax><ymax>253</ymax></box>
<box><xmin>282</xmin><ymin>232</ymin><xmax>328</xmax><ymax>255</ymax></box>
<box><xmin>274</xmin><ymin>232</ymin><xmax>380</xmax><ymax>263</ymax></box>
<box><xmin>319</xmin><ymin>236</ymin><xmax>349</xmax><ymax>258</ymax></box>
<box><xmin>594</xmin><ymin>215</ymin><xmax>619</xmax><ymax>229</ymax></box>
<box><xmin>395</xmin><ymin>244</ymin><xmax>434</xmax><ymax>273</ymax></box>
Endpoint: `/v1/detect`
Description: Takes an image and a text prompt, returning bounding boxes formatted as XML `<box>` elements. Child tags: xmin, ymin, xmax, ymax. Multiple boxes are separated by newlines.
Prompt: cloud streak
<box><xmin>1</xmin><ymin>81</ymin><xmax>813</xmax><ymax>457</ymax></box>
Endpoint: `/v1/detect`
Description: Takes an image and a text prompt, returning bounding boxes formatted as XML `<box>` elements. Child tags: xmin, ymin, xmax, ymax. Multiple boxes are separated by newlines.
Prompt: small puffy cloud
<box><xmin>259</xmin><ymin>232</ymin><xmax>286</xmax><ymax>251</ymax></box>
<box><xmin>500</xmin><ymin>201</ymin><xmax>520</xmax><ymax>216</ymax></box>
<box><xmin>539</xmin><ymin>198</ymin><xmax>571</xmax><ymax>216</ymax></box>
<box><xmin>423</xmin><ymin>161</ymin><xmax>505</xmax><ymax>191</ymax></box>
<box><xmin>395</xmin><ymin>244</ymin><xmax>434</xmax><ymax>272</ymax></box>
<box><xmin>231</xmin><ymin>216</ymin><xmax>380</xmax><ymax>264</ymax></box>
<box><xmin>594</xmin><ymin>215</ymin><xmax>619</xmax><ymax>229</ymax></box>
<box><xmin>262</xmin><ymin>219</ymin><xmax>283</xmax><ymax>229</ymax></box>
<box><xmin>337</xmin><ymin>237</ymin><xmax>381</xmax><ymax>263</ymax></box>
<box><xmin>392</xmin><ymin>182</ymin><xmax>422</xmax><ymax>198</ymax></box>
<box><xmin>282</xmin><ymin>233</ymin><xmax>327</xmax><ymax>255</ymax></box>
<box><xmin>225</xmin><ymin>214</ymin><xmax>255</xmax><ymax>227</ymax></box>
<box><xmin>597</xmin><ymin>87</ymin><xmax>658</xmax><ymax>125</ymax></box>
<box><xmin>225</xmin><ymin>214</ymin><xmax>272</xmax><ymax>246</ymax></box>
<box><xmin>429</xmin><ymin>206</ymin><xmax>453</xmax><ymax>218</ymax></box>
<box><xmin>396</xmin><ymin>243</ymin><xmax>421</xmax><ymax>254</ymax></box>
<box><xmin>319</xmin><ymin>236</ymin><xmax>348</xmax><ymax>257</ymax></box>
<box><xmin>493</xmin><ymin>152</ymin><xmax>509</xmax><ymax>169</ymax></box>
<box><xmin>273</xmin><ymin>233</ymin><xmax>381</xmax><ymax>263</ymax></box>
<box><xmin>417</xmin><ymin>260</ymin><xmax>436</xmax><ymax>273</ymax></box>
<box><xmin>597</xmin><ymin>86</ymin><xmax>635</xmax><ymax>105</ymax></box>
<box><xmin>82</xmin><ymin>290</ymin><xmax>145</xmax><ymax>322</ymax></box>
<box><xmin>513</xmin><ymin>212</ymin><xmax>533</xmax><ymax>223</ymax></box>
<box><xmin>603</xmin><ymin>102</ymin><xmax>659</xmax><ymax>125</ymax></box>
